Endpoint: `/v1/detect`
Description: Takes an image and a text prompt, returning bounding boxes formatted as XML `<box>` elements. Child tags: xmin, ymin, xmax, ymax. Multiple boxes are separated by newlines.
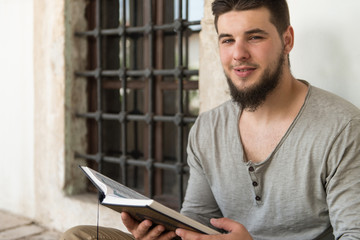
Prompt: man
<box><xmin>62</xmin><ymin>0</ymin><xmax>360</xmax><ymax>239</ymax></box>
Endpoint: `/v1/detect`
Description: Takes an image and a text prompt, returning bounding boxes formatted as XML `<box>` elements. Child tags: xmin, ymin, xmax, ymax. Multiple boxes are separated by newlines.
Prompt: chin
<box><xmin>233</xmin><ymin>78</ymin><xmax>258</xmax><ymax>91</ymax></box>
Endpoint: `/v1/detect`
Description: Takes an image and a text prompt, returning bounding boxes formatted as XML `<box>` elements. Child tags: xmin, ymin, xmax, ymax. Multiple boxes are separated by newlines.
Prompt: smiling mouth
<box><xmin>233</xmin><ymin>66</ymin><xmax>257</xmax><ymax>78</ymax></box>
<box><xmin>235</xmin><ymin>68</ymin><xmax>256</xmax><ymax>72</ymax></box>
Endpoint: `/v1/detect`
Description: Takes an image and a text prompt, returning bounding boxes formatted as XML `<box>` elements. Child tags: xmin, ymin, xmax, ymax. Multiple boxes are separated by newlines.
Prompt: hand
<box><xmin>121</xmin><ymin>212</ymin><xmax>177</xmax><ymax>240</ymax></box>
<box><xmin>176</xmin><ymin>218</ymin><xmax>253</xmax><ymax>240</ymax></box>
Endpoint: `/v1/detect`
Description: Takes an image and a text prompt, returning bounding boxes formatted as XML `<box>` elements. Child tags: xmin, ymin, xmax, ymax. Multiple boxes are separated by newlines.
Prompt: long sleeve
<box><xmin>180</xmin><ymin>120</ymin><xmax>223</xmax><ymax>229</ymax></box>
<box><xmin>326</xmin><ymin>119</ymin><xmax>360</xmax><ymax>239</ymax></box>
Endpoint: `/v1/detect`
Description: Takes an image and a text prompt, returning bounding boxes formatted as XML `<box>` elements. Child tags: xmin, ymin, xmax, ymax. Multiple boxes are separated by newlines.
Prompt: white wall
<box><xmin>288</xmin><ymin>0</ymin><xmax>360</xmax><ymax>108</ymax></box>
<box><xmin>0</xmin><ymin>0</ymin><xmax>35</xmax><ymax>218</ymax></box>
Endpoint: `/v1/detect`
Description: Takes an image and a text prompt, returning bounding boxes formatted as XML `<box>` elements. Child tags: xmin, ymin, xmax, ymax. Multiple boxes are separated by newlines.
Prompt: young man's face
<box><xmin>217</xmin><ymin>7</ymin><xmax>291</xmax><ymax>110</ymax></box>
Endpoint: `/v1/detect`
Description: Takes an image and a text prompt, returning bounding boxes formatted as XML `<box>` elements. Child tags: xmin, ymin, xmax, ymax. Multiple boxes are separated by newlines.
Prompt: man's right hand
<box><xmin>121</xmin><ymin>212</ymin><xmax>177</xmax><ymax>240</ymax></box>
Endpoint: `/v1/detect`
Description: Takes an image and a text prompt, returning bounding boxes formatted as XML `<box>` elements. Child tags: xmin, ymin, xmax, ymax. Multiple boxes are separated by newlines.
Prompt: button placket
<box><xmin>248</xmin><ymin>164</ymin><xmax>262</xmax><ymax>204</ymax></box>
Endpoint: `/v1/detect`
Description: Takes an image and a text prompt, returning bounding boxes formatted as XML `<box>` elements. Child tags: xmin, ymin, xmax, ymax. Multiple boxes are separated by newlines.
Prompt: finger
<box><xmin>121</xmin><ymin>212</ymin><xmax>140</xmax><ymax>232</ymax></box>
<box><xmin>176</xmin><ymin>228</ymin><xmax>206</xmax><ymax>240</ymax></box>
<box><xmin>211</xmin><ymin>218</ymin><xmax>252</xmax><ymax>239</ymax></box>
<box><xmin>158</xmin><ymin>231</ymin><xmax>177</xmax><ymax>240</ymax></box>
<box><xmin>121</xmin><ymin>212</ymin><xmax>153</xmax><ymax>238</ymax></box>
<box><xmin>133</xmin><ymin>218</ymin><xmax>153</xmax><ymax>239</ymax></box>
<box><xmin>145</xmin><ymin>225</ymin><xmax>167</xmax><ymax>240</ymax></box>
<box><xmin>210</xmin><ymin>217</ymin><xmax>242</xmax><ymax>233</ymax></box>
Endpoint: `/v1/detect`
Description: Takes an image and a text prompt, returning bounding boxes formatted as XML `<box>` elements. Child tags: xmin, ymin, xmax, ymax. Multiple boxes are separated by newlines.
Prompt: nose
<box><xmin>233</xmin><ymin>41</ymin><xmax>250</xmax><ymax>61</ymax></box>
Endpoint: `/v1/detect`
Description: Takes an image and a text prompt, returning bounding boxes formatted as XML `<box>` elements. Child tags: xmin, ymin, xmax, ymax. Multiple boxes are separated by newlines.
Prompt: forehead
<box><xmin>217</xmin><ymin>7</ymin><xmax>275</xmax><ymax>34</ymax></box>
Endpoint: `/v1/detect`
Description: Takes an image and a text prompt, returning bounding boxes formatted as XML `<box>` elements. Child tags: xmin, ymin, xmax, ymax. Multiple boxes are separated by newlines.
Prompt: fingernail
<box><xmin>175</xmin><ymin>229</ymin><xmax>182</xmax><ymax>236</ymax></box>
<box><xmin>157</xmin><ymin>225</ymin><xmax>165</xmax><ymax>232</ymax></box>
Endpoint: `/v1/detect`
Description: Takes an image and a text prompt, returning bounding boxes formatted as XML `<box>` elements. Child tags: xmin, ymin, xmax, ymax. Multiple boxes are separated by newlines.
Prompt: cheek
<box><xmin>253</xmin><ymin>45</ymin><xmax>279</xmax><ymax>64</ymax></box>
<box><xmin>219</xmin><ymin>48</ymin><xmax>232</xmax><ymax>66</ymax></box>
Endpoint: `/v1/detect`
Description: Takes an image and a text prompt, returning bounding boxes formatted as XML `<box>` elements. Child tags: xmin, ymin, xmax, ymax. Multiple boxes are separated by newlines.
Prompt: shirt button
<box><xmin>249</xmin><ymin>166</ymin><xmax>255</xmax><ymax>172</ymax></box>
<box><xmin>252</xmin><ymin>181</ymin><xmax>258</xmax><ymax>187</ymax></box>
<box><xmin>255</xmin><ymin>196</ymin><xmax>261</xmax><ymax>201</ymax></box>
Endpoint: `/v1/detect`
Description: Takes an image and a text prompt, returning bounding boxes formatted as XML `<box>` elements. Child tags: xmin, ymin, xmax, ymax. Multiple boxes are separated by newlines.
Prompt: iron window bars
<box><xmin>74</xmin><ymin>0</ymin><xmax>201</xmax><ymax>210</ymax></box>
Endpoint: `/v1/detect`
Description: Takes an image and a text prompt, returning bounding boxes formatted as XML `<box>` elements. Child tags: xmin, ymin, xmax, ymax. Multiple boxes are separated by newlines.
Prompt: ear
<box><xmin>283</xmin><ymin>26</ymin><xmax>294</xmax><ymax>54</ymax></box>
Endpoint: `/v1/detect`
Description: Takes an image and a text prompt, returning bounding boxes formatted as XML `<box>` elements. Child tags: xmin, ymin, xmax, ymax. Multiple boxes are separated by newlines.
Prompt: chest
<box><xmin>207</xmin><ymin>150</ymin><xmax>329</xmax><ymax>236</ymax></box>
<box><xmin>239</xmin><ymin>121</ymin><xmax>291</xmax><ymax>163</ymax></box>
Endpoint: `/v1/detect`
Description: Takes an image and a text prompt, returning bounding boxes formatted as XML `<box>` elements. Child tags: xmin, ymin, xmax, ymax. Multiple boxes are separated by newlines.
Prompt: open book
<box><xmin>80</xmin><ymin>166</ymin><xmax>220</xmax><ymax>235</ymax></box>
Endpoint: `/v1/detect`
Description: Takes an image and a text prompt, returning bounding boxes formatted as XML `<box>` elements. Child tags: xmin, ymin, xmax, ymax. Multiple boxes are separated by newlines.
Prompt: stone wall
<box><xmin>33</xmin><ymin>0</ymin><xmax>126</xmax><ymax>232</ymax></box>
<box><xmin>199</xmin><ymin>0</ymin><xmax>230</xmax><ymax>113</ymax></box>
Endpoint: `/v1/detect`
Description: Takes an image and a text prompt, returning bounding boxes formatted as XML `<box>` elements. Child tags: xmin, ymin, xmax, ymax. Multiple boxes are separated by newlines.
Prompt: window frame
<box><xmin>74</xmin><ymin>0</ymin><xmax>201</xmax><ymax>210</ymax></box>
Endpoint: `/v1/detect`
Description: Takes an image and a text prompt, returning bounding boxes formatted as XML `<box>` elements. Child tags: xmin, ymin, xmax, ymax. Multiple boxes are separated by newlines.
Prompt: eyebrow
<box><xmin>218</xmin><ymin>33</ymin><xmax>232</xmax><ymax>41</ymax></box>
<box><xmin>245</xmin><ymin>28</ymin><xmax>269</xmax><ymax>35</ymax></box>
<box><xmin>218</xmin><ymin>28</ymin><xmax>269</xmax><ymax>41</ymax></box>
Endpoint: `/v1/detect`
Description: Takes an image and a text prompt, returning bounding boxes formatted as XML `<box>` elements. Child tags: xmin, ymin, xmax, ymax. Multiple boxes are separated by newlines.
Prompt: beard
<box><xmin>226</xmin><ymin>52</ymin><xmax>285</xmax><ymax>112</ymax></box>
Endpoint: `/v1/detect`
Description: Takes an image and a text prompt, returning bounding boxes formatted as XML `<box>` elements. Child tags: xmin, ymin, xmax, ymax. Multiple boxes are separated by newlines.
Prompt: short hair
<box><xmin>212</xmin><ymin>0</ymin><xmax>290</xmax><ymax>35</ymax></box>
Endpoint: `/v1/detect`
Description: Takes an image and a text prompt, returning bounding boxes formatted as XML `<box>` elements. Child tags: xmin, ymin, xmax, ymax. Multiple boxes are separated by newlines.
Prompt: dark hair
<box><xmin>212</xmin><ymin>0</ymin><xmax>290</xmax><ymax>35</ymax></box>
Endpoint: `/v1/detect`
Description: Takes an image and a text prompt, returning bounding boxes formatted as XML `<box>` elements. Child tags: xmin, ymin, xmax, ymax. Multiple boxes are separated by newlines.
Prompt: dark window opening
<box><xmin>75</xmin><ymin>0</ymin><xmax>202</xmax><ymax>211</ymax></box>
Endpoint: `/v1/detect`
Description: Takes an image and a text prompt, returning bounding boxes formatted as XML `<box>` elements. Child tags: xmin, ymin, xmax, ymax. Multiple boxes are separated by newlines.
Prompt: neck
<box><xmin>241</xmin><ymin>72</ymin><xmax>308</xmax><ymax>124</ymax></box>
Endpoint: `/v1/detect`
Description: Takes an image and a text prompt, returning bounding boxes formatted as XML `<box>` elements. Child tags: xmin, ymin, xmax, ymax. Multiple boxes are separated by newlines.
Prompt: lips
<box><xmin>233</xmin><ymin>66</ymin><xmax>257</xmax><ymax>78</ymax></box>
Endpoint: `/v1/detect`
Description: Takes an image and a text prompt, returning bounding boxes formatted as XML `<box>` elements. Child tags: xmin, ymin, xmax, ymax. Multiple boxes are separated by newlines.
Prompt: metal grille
<box><xmin>74</xmin><ymin>0</ymin><xmax>201</xmax><ymax>210</ymax></box>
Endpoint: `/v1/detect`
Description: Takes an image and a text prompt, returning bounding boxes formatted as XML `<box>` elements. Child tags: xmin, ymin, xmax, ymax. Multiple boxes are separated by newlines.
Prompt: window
<box><xmin>75</xmin><ymin>0</ymin><xmax>202</xmax><ymax>210</ymax></box>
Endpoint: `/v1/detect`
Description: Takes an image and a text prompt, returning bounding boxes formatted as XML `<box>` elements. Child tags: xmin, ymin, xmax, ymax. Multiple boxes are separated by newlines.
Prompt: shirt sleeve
<box><xmin>180</xmin><ymin>120</ymin><xmax>223</xmax><ymax>230</ymax></box>
<box><xmin>325</xmin><ymin>119</ymin><xmax>360</xmax><ymax>239</ymax></box>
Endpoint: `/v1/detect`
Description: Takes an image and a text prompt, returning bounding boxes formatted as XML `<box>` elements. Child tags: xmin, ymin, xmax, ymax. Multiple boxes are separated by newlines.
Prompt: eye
<box><xmin>221</xmin><ymin>38</ymin><xmax>234</xmax><ymax>44</ymax></box>
<box><xmin>249</xmin><ymin>35</ymin><xmax>264</xmax><ymax>41</ymax></box>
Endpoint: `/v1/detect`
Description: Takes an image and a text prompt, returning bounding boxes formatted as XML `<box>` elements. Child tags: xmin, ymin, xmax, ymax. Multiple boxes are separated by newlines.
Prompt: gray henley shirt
<box><xmin>181</xmin><ymin>83</ymin><xmax>360</xmax><ymax>240</ymax></box>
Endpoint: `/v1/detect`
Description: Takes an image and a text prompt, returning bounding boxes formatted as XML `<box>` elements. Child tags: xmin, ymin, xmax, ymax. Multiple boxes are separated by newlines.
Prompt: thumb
<box><xmin>210</xmin><ymin>218</ymin><xmax>245</xmax><ymax>233</ymax></box>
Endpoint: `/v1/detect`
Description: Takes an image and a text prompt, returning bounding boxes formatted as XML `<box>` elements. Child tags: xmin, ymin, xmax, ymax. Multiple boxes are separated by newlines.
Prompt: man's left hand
<box><xmin>175</xmin><ymin>218</ymin><xmax>253</xmax><ymax>240</ymax></box>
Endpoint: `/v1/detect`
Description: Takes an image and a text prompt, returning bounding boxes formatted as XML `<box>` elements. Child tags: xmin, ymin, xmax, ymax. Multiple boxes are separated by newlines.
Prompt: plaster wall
<box><xmin>288</xmin><ymin>0</ymin><xmax>360</xmax><ymax>109</ymax></box>
<box><xmin>0</xmin><ymin>0</ymin><xmax>35</xmax><ymax>218</ymax></box>
<box><xmin>32</xmin><ymin>0</ymin><xmax>128</xmax><ymax>232</ymax></box>
<box><xmin>199</xmin><ymin>0</ymin><xmax>230</xmax><ymax>113</ymax></box>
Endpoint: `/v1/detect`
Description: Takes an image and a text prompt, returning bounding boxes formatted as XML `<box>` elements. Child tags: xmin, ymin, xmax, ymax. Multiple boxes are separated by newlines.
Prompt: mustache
<box><xmin>230</xmin><ymin>62</ymin><xmax>259</xmax><ymax>69</ymax></box>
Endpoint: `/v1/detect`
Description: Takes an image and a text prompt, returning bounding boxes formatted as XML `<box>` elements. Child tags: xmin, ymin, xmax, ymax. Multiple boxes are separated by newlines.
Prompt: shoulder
<box><xmin>192</xmin><ymin>100</ymin><xmax>239</xmax><ymax>131</ymax></box>
<box><xmin>188</xmin><ymin>100</ymin><xmax>240</xmax><ymax>145</ymax></box>
<box><xmin>305</xmin><ymin>85</ymin><xmax>360</xmax><ymax>122</ymax></box>
<box><xmin>296</xmin><ymin>84</ymin><xmax>360</xmax><ymax>151</ymax></box>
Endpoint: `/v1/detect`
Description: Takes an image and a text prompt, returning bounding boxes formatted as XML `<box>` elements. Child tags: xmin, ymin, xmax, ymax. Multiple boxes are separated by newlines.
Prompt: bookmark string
<box><xmin>97</xmin><ymin>195</ymin><xmax>100</xmax><ymax>240</ymax></box>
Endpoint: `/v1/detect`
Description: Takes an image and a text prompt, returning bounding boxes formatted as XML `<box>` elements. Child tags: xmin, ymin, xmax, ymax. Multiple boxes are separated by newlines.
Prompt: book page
<box><xmin>83</xmin><ymin>166</ymin><xmax>149</xmax><ymax>200</ymax></box>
